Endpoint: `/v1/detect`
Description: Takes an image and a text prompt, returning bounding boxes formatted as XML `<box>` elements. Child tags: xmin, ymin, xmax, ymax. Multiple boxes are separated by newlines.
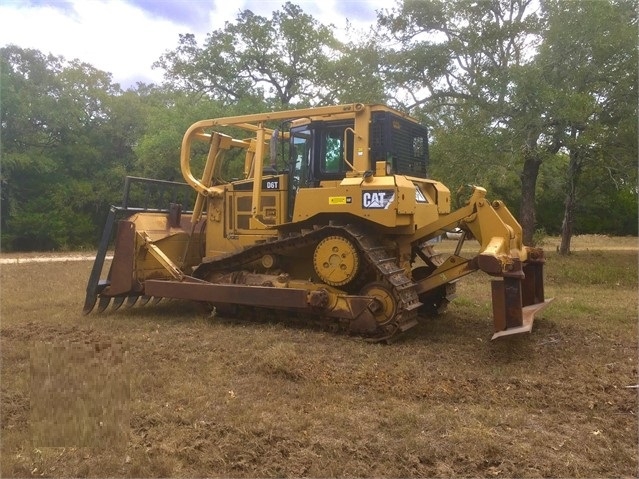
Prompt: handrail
<box><xmin>343</xmin><ymin>127</ymin><xmax>359</xmax><ymax>173</ymax></box>
<box><xmin>180</xmin><ymin>103</ymin><xmax>366</xmax><ymax>195</ymax></box>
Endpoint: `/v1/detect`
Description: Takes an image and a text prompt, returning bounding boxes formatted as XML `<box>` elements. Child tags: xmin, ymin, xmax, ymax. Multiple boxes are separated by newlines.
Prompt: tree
<box><xmin>535</xmin><ymin>0</ymin><xmax>638</xmax><ymax>253</ymax></box>
<box><xmin>318</xmin><ymin>35</ymin><xmax>389</xmax><ymax>105</ymax></box>
<box><xmin>133</xmin><ymin>86</ymin><xmax>232</xmax><ymax>181</ymax></box>
<box><xmin>1</xmin><ymin>45</ymin><xmax>138</xmax><ymax>250</ymax></box>
<box><xmin>378</xmin><ymin>0</ymin><xmax>540</xmax><ymax>114</ymax></box>
<box><xmin>377</xmin><ymin>0</ymin><xmax>546</xmax><ymax>243</ymax></box>
<box><xmin>377</xmin><ymin>0</ymin><xmax>638</xmax><ymax>247</ymax></box>
<box><xmin>155</xmin><ymin>2</ymin><xmax>347</xmax><ymax>108</ymax></box>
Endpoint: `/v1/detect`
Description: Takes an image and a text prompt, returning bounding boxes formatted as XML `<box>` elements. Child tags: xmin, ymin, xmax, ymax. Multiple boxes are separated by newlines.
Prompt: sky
<box><xmin>0</xmin><ymin>0</ymin><xmax>391</xmax><ymax>88</ymax></box>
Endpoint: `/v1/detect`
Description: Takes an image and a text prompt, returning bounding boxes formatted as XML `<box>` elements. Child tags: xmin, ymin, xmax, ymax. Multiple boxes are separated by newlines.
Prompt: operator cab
<box><xmin>287</xmin><ymin>111</ymin><xmax>429</xmax><ymax>218</ymax></box>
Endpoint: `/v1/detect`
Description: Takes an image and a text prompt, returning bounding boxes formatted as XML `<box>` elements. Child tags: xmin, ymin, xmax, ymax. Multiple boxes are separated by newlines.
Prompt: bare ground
<box><xmin>1</xmin><ymin>236</ymin><xmax>637</xmax><ymax>477</ymax></box>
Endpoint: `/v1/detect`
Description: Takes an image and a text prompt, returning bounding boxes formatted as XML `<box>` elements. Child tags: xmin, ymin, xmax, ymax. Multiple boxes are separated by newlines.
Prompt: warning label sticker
<box><xmin>329</xmin><ymin>196</ymin><xmax>351</xmax><ymax>205</ymax></box>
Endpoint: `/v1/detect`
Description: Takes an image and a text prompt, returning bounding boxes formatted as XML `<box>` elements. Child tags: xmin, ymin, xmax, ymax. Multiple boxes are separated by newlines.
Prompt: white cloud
<box><xmin>0</xmin><ymin>0</ymin><xmax>192</xmax><ymax>86</ymax></box>
<box><xmin>0</xmin><ymin>0</ymin><xmax>391</xmax><ymax>88</ymax></box>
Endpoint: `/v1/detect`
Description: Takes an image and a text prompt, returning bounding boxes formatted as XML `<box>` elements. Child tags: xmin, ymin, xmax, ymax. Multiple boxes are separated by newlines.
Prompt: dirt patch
<box><xmin>0</xmin><ymin>252</ymin><xmax>112</xmax><ymax>264</ymax></box>
<box><xmin>0</xmin><ymin>243</ymin><xmax>637</xmax><ymax>477</ymax></box>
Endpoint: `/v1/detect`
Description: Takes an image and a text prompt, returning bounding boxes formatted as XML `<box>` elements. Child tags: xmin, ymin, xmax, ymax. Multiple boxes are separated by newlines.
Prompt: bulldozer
<box><xmin>83</xmin><ymin>103</ymin><xmax>552</xmax><ymax>341</ymax></box>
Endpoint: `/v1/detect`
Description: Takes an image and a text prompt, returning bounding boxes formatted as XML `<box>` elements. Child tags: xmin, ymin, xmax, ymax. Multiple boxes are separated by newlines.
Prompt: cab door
<box><xmin>288</xmin><ymin>126</ymin><xmax>312</xmax><ymax>220</ymax></box>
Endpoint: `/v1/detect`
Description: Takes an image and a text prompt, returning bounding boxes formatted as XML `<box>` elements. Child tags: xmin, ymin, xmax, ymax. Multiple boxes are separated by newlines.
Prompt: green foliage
<box><xmin>535</xmin><ymin>0</ymin><xmax>638</xmax><ymax>251</ymax></box>
<box><xmin>378</xmin><ymin>0</ymin><xmax>638</xmax><ymax>241</ymax></box>
<box><xmin>532</xmin><ymin>228</ymin><xmax>547</xmax><ymax>247</ymax></box>
<box><xmin>133</xmin><ymin>87</ymin><xmax>216</xmax><ymax>181</ymax></box>
<box><xmin>378</xmin><ymin>0</ymin><xmax>541</xmax><ymax>114</ymax></box>
<box><xmin>1</xmin><ymin>46</ymin><xmax>131</xmax><ymax>250</ymax></box>
<box><xmin>535</xmin><ymin>154</ymin><xmax>567</xmax><ymax>234</ymax></box>
<box><xmin>428</xmin><ymin>107</ymin><xmax>509</xmax><ymax>187</ymax></box>
<box><xmin>573</xmin><ymin>164</ymin><xmax>639</xmax><ymax>236</ymax></box>
<box><xmin>319</xmin><ymin>35</ymin><xmax>388</xmax><ymax>105</ymax></box>
<box><xmin>377</xmin><ymin>0</ymin><xmax>548</xmax><ymax>242</ymax></box>
<box><xmin>1</xmin><ymin>1</ymin><xmax>637</xmax><ymax>252</ymax></box>
<box><xmin>155</xmin><ymin>2</ymin><xmax>352</xmax><ymax>108</ymax></box>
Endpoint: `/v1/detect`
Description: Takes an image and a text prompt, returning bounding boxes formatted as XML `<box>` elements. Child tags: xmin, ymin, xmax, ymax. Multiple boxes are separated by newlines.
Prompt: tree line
<box><xmin>1</xmin><ymin>0</ymin><xmax>636</xmax><ymax>253</ymax></box>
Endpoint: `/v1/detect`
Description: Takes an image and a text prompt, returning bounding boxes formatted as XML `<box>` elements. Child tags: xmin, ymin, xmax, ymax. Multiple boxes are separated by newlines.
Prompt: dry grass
<box><xmin>1</xmin><ymin>235</ymin><xmax>637</xmax><ymax>477</ymax></box>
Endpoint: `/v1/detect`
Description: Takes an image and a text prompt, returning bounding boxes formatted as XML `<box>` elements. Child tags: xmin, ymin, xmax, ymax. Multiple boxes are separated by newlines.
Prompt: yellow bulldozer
<box><xmin>83</xmin><ymin>103</ymin><xmax>552</xmax><ymax>341</ymax></box>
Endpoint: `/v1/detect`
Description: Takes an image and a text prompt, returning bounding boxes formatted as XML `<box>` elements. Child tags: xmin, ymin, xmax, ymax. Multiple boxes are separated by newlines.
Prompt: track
<box><xmin>192</xmin><ymin>224</ymin><xmax>421</xmax><ymax>341</ymax></box>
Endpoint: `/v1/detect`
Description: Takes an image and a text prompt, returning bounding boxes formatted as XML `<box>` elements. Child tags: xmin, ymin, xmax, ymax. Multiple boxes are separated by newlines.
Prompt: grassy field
<box><xmin>1</xmin><ymin>235</ymin><xmax>637</xmax><ymax>477</ymax></box>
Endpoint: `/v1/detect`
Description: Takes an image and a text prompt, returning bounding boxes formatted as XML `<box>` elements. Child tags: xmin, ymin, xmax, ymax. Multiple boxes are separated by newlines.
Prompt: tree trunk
<box><xmin>520</xmin><ymin>152</ymin><xmax>542</xmax><ymax>245</ymax></box>
<box><xmin>519</xmin><ymin>128</ymin><xmax>562</xmax><ymax>245</ymax></box>
<box><xmin>559</xmin><ymin>191</ymin><xmax>575</xmax><ymax>255</ymax></box>
<box><xmin>559</xmin><ymin>147</ymin><xmax>583</xmax><ymax>255</ymax></box>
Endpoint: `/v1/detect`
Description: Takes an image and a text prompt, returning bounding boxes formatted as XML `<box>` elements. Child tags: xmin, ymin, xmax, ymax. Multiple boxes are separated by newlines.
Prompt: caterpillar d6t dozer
<box><xmin>84</xmin><ymin>103</ymin><xmax>552</xmax><ymax>341</ymax></box>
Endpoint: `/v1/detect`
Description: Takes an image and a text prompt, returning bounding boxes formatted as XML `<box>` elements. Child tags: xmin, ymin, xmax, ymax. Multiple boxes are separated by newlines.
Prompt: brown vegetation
<box><xmin>1</xmin><ymin>236</ymin><xmax>637</xmax><ymax>477</ymax></box>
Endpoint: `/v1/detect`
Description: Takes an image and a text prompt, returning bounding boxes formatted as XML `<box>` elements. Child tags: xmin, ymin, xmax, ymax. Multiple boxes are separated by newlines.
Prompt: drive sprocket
<box><xmin>313</xmin><ymin>235</ymin><xmax>360</xmax><ymax>286</ymax></box>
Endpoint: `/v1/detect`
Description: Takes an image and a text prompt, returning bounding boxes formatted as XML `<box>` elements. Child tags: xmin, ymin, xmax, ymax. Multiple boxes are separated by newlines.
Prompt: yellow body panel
<box><xmin>290</xmin><ymin>175</ymin><xmax>447</xmax><ymax>233</ymax></box>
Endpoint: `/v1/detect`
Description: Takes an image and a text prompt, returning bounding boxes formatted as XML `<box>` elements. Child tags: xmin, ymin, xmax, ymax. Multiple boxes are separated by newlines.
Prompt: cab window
<box><xmin>319</xmin><ymin>125</ymin><xmax>353</xmax><ymax>178</ymax></box>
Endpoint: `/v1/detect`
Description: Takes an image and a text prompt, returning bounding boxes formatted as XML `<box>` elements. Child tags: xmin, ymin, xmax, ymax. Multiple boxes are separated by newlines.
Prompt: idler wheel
<box><xmin>360</xmin><ymin>282</ymin><xmax>397</xmax><ymax>326</ymax></box>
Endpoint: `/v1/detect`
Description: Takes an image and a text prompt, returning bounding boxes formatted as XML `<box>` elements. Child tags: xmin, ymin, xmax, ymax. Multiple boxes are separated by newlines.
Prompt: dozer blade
<box><xmin>124</xmin><ymin>295</ymin><xmax>139</xmax><ymax>308</ymax></box>
<box><xmin>82</xmin><ymin>295</ymin><xmax>98</xmax><ymax>315</ymax></box>
<box><xmin>96</xmin><ymin>296</ymin><xmax>111</xmax><ymax>313</ymax></box>
<box><xmin>150</xmin><ymin>296</ymin><xmax>163</xmax><ymax>305</ymax></box>
<box><xmin>111</xmin><ymin>296</ymin><xmax>126</xmax><ymax>311</ymax></box>
<box><xmin>138</xmin><ymin>295</ymin><xmax>152</xmax><ymax>306</ymax></box>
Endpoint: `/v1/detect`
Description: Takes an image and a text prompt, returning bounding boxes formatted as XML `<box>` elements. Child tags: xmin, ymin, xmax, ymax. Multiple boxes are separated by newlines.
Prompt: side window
<box><xmin>324</xmin><ymin>132</ymin><xmax>342</xmax><ymax>173</ymax></box>
<box><xmin>320</xmin><ymin>126</ymin><xmax>353</xmax><ymax>176</ymax></box>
